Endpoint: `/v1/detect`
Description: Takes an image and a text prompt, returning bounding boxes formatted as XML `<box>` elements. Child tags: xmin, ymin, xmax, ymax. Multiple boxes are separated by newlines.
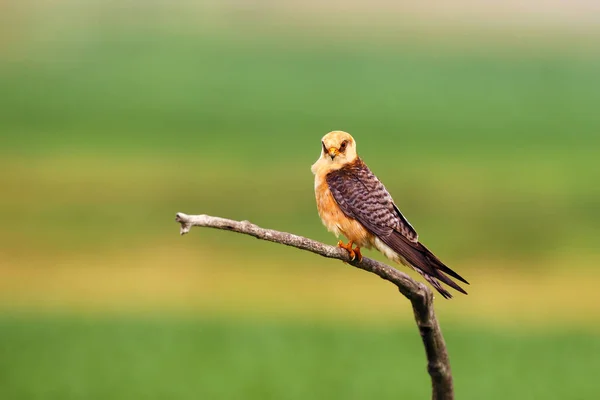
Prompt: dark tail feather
<box><xmin>434</xmin><ymin>261</ymin><xmax>469</xmax><ymax>285</ymax></box>
<box><xmin>421</xmin><ymin>273</ymin><xmax>454</xmax><ymax>299</ymax></box>
<box><xmin>419</xmin><ymin>243</ymin><xmax>468</xmax><ymax>298</ymax></box>
<box><xmin>382</xmin><ymin>232</ymin><xmax>469</xmax><ymax>299</ymax></box>
<box><xmin>421</xmin><ymin>244</ymin><xmax>469</xmax><ymax>292</ymax></box>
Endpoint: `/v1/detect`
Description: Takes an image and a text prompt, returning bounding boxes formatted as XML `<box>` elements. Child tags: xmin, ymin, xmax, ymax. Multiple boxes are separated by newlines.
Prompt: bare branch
<box><xmin>175</xmin><ymin>212</ymin><xmax>454</xmax><ymax>400</ymax></box>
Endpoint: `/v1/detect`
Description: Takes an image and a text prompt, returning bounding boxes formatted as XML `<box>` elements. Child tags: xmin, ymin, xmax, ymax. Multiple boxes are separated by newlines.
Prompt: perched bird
<box><xmin>311</xmin><ymin>131</ymin><xmax>468</xmax><ymax>298</ymax></box>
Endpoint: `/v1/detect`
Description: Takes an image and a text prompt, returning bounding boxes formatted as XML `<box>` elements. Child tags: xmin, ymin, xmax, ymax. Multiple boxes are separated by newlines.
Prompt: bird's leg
<box><xmin>337</xmin><ymin>240</ymin><xmax>356</xmax><ymax>261</ymax></box>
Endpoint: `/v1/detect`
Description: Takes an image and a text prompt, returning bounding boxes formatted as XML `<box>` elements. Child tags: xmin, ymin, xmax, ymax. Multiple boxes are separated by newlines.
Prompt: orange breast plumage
<box><xmin>314</xmin><ymin>176</ymin><xmax>373</xmax><ymax>249</ymax></box>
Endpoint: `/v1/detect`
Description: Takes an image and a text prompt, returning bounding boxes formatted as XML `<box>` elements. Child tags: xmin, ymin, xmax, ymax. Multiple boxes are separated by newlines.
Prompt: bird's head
<box><xmin>312</xmin><ymin>131</ymin><xmax>358</xmax><ymax>174</ymax></box>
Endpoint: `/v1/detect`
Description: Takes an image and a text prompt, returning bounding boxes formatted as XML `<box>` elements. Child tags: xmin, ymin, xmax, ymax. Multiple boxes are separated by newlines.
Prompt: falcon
<box><xmin>311</xmin><ymin>131</ymin><xmax>468</xmax><ymax>298</ymax></box>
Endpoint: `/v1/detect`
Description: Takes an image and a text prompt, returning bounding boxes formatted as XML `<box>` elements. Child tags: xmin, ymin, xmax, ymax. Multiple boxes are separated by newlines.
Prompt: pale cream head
<box><xmin>311</xmin><ymin>131</ymin><xmax>358</xmax><ymax>175</ymax></box>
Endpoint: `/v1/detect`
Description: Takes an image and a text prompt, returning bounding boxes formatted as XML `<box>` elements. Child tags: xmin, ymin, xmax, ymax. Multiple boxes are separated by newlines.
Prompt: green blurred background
<box><xmin>1</xmin><ymin>1</ymin><xmax>600</xmax><ymax>399</ymax></box>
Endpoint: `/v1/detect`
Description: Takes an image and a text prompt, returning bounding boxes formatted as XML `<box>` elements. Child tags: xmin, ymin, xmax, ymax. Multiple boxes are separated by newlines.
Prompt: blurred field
<box><xmin>1</xmin><ymin>2</ymin><xmax>600</xmax><ymax>399</ymax></box>
<box><xmin>1</xmin><ymin>316</ymin><xmax>599</xmax><ymax>400</ymax></box>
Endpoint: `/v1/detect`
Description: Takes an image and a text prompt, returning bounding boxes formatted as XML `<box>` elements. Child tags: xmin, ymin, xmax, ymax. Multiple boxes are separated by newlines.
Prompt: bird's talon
<box><xmin>337</xmin><ymin>240</ymin><xmax>358</xmax><ymax>261</ymax></box>
<box><xmin>354</xmin><ymin>247</ymin><xmax>363</xmax><ymax>262</ymax></box>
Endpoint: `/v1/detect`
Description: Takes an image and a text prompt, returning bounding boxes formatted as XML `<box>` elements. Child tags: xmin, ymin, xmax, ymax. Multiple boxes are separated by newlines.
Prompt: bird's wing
<box><xmin>326</xmin><ymin>158</ymin><xmax>468</xmax><ymax>298</ymax></box>
<box><xmin>325</xmin><ymin>158</ymin><xmax>418</xmax><ymax>242</ymax></box>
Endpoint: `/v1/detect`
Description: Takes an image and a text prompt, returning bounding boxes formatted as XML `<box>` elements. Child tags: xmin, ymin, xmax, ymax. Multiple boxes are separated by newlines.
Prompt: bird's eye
<box><xmin>339</xmin><ymin>140</ymin><xmax>348</xmax><ymax>152</ymax></box>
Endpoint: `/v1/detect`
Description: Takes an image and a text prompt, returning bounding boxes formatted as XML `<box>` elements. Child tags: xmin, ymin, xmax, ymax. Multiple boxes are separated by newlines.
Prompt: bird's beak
<box><xmin>328</xmin><ymin>147</ymin><xmax>339</xmax><ymax>160</ymax></box>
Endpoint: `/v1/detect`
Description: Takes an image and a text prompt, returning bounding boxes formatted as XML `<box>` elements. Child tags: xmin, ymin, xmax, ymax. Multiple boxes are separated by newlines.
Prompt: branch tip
<box><xmin>175</xmin><ymin>212</ymin><xmax>192</xmax><ymax>235</ymax></box>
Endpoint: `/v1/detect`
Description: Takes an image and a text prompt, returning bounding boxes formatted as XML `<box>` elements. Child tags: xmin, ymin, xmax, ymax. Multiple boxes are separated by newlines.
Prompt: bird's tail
<box><xmin>417</xmin><ymin>269</ymin><xmax>467</xmax><ymax>300</ymax></box>
<box><xmin>383</xmin><ymin>232</ymin><xmax>469</xmax><ymax>299</ymax></box>
<box><xmin>411</xmin><ymin>243</ymin><xmax>468</xmax><ymax>299</ymax></box>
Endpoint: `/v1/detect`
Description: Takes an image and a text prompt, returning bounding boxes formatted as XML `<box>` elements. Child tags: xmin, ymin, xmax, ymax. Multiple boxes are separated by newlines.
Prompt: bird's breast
<box><xmin>314</xmin><ymin>175</ymin><xmax>372</xmax><ymax>248</ymax></box>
